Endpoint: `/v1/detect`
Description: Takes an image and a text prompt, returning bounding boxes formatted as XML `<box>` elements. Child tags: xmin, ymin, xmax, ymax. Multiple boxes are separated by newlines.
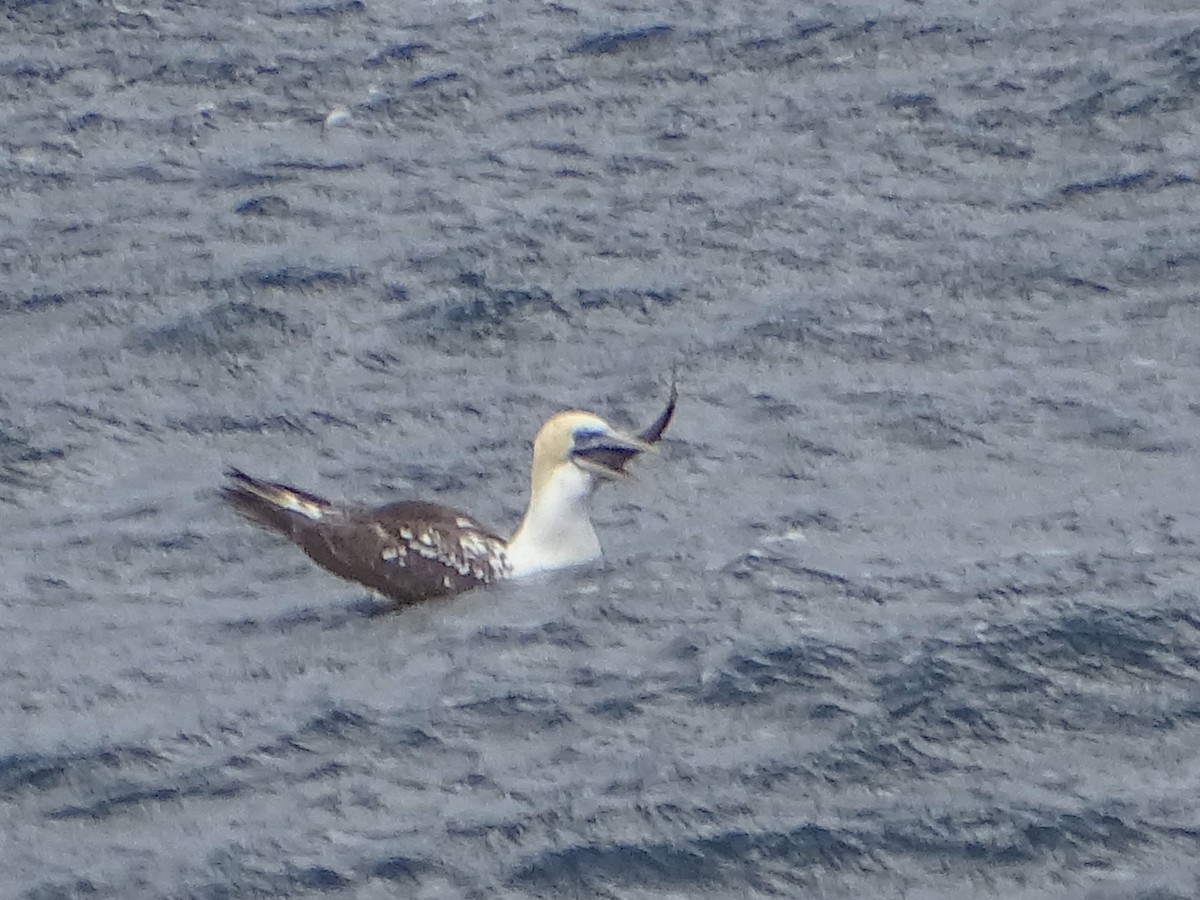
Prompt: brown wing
<box><xmin>223</xmin><ymin>469</ymin><xmax>510</xmax><ymax>606</ymax></box>
<box><xmin>291</xmin><ymin>500</ymin><xmax>511</xmax><ymax>606</ymax></box>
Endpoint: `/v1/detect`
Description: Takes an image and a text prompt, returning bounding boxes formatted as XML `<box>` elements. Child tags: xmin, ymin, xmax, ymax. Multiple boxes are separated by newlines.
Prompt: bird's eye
<box><xmin>572</xmin><ymin>425</ymin><xmax>607</xmax><ymax>441</ymax></box>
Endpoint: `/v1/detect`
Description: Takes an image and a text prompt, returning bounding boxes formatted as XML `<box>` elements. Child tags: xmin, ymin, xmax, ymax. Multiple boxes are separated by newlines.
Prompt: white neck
<box><xmin>506</xmin><ymin>463</ymin><xmax>601</xmax><ymax>577</ymax></box>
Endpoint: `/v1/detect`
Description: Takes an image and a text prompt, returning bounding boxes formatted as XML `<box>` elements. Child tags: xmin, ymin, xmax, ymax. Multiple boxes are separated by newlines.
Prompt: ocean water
<box><xmin>3</xmin><ymin>1</ymin><xmax>1200</xmax><ymax>897</ymax></box>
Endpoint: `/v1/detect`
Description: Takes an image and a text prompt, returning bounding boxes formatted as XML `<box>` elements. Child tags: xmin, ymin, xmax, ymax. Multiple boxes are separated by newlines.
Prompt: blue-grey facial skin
<box><xmin>5</xmin><ymin>3</ymin><xmax>1198</xmax><ymax>899</ymax></box>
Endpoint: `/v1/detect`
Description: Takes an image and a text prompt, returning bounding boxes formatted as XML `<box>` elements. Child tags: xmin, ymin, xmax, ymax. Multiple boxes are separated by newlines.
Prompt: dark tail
<box><xmin>221</xmin><ymin>467</ymin><xmax>334</xmax><ymax>539</ymax></box>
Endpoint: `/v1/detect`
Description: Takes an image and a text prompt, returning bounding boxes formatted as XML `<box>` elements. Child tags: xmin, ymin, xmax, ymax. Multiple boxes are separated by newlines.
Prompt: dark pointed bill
<box><xmin>573</xmin><ymin>383</ymin><xmax>677</xmax><ymax>477</ymax></box>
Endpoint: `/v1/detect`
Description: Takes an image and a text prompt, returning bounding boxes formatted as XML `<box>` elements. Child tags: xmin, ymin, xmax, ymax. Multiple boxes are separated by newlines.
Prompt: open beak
<box><xmin>571</xmin><ymin>429</ymin><xmax>654</xmax><ymax>479</ymax></box>
<box><xmin>572</xmin><ymin>383</ymin><xmax>677</xmax><ymax>478</ymax></box>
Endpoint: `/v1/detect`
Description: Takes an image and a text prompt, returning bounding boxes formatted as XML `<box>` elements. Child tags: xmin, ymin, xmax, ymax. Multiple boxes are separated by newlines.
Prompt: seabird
<box><xmin>222</xmin><ymin>386</ymin><xmax>675</xmax><ymax>606</ymax></box>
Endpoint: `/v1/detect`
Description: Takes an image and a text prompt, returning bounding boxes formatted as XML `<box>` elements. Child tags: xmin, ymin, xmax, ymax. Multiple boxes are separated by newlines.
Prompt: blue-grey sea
<box><xmin>4</xmin><ymin>1</ymin><xmax>1200</xmax><ymax>897</ymax></box>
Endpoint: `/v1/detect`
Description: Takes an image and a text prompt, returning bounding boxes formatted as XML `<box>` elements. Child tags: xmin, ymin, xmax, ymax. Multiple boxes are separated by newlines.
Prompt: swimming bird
<box><xmin>222</xmin><ymin>387</ymin><xmax>675</xmax><ymax>606</ymax></box>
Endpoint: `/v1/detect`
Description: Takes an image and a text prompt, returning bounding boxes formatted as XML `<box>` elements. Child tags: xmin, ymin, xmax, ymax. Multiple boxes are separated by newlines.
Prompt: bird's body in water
<box><xmin>222</xmin><ymin>388</ymin><xmax>675</xmax><ymax>606</ymax></box>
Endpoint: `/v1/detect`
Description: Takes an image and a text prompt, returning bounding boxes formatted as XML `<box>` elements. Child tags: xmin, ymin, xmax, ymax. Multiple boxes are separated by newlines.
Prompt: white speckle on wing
<box><xmin>353</xmin><ymin>514</ymin><xmax>512</xmax><ymax>590</ymax></box>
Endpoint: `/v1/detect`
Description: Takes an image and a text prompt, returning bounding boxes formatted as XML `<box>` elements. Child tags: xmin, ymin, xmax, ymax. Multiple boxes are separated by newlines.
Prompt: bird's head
<box><xmin>528</xmin><ymin>411</ymin><xmax>653</xmax><ymax>502</ymax></box>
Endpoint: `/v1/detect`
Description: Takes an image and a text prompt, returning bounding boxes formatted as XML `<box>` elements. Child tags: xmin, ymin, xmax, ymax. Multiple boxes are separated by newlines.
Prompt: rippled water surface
<box><xmin>4</xmin><ymin>1</ymin><xmax>1200</xmax><ymax>897</ymax></box>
